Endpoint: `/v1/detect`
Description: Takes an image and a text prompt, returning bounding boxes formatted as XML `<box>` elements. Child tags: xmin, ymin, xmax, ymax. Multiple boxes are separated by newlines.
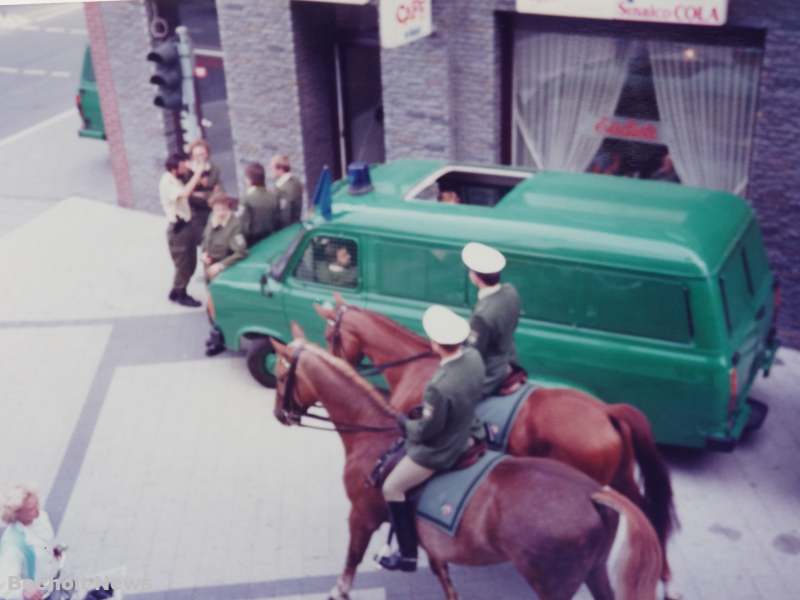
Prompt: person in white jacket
<box><xmin>0</xmin><ymin>486</ymin><xmax>60</xmax><ymax>600</ymax></box>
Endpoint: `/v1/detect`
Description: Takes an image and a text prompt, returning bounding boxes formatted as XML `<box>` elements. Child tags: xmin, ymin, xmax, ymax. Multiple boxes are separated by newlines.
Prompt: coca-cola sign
<box><xmin>516</xmin><ymin>0</ymin><xmax>728</xmax><ymax>26</ymax></box>
<box><xmin>591</xmin><ymin>116</ymin><xmax>664</xmax><ymax>144</ymax></box>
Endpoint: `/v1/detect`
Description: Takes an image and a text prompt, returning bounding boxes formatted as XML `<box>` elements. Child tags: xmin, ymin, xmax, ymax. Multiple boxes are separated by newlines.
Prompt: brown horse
<box><xmin>314</xmin><ymin>296</ymin><xmax>678</xmax><ymax>597</ymax></box>
<box><xmin>270</xmin><ymin>328</ymin><xmax>661</xmax><ymax>600</ymax></box>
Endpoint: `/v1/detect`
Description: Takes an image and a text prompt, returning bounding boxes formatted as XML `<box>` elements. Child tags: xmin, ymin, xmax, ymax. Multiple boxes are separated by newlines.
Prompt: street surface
<box><xmin>0</xmin><ymin>3</ymin><xmax>798</xmax><ymax>599</ymax></box>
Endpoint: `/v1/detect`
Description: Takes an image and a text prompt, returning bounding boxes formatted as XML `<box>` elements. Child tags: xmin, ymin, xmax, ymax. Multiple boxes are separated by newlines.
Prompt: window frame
<box><xmin>287</xmin><ymin>231</ymin><xmax>362</xmax><ymax>291</ymax></box>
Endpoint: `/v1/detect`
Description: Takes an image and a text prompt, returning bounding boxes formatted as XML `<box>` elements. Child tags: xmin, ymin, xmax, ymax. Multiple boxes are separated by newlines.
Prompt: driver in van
<box><xmin>462</xmin><ymin>242</ymin><xmax>522</xmax><ymax>396</ymax></box>
<box><xmin>317</xmin><ymin>242</ymin><xmax>357</xmax><ymax>288</ymax></box>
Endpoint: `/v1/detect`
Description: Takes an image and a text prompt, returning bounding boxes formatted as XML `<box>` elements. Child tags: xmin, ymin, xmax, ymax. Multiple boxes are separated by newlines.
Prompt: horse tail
<box><xmin>606</xmin><ymin>403</ymin><xmax>678</xmax><ymax>550</ymax></box>
<box><xmin>592</xmin><ymin>486</ymin><xmax>662</xmax><ymax>600</ymax></box>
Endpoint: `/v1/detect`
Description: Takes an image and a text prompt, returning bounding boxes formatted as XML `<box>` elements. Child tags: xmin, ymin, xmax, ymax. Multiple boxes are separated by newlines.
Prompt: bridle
<box><xmin>277</xmin><ymin>342</ymin><xmax>400</xmax><ymax>434</ymax></box>
<box><xmin>326</xmin><ymin>304</ymin><xmax>435</xmax><ymax>377</ymax></box>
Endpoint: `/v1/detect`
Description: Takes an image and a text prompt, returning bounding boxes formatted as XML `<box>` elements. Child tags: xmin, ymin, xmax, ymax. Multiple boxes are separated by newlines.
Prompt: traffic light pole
<box><xmin>175</xmin><ymin>25</ymin><xmax>202</xmax><ymax>146</ymax></box>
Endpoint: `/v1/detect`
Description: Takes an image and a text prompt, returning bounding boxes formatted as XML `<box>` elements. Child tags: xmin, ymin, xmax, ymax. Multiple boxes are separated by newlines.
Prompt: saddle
<box><xmin>497</xmin><ymin>362</ymin><xmax>528</xmax><ymax>395</ymax></box>
<box><xmin>368</xmin><ymin>437</ymin><xmax>488</xmax><ymax>489</ymax></box>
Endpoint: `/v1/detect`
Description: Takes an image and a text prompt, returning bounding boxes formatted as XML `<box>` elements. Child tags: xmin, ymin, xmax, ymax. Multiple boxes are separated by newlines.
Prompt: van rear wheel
<box><xmin>247</xmin><ymin>337</ymin><xmax>277</xmax><ymax>388</ymax></box>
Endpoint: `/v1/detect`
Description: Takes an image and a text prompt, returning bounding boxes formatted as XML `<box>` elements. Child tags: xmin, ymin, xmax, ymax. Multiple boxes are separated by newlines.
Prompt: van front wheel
<box><xmin>247</xmin><ymin>337</ymin><xmax>277</xmax><ymax>388</ymax></box>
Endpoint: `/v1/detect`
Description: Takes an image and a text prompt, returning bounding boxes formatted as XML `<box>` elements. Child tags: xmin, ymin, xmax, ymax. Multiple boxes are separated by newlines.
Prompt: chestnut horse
<box><xmin>270</xmin><ymin>330</ymin><xmax>662</xmax><ymax>600</ymax></box>
<box><xmin>314</xmin><ymin>296</ymin><xmax>678</xmax><ymax>597</ymax></box>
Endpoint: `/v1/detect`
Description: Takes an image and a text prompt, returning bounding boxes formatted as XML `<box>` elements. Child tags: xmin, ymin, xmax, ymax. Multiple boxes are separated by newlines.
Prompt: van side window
<box><xmin>506</xmin><ymin>258</ymin><xmax>692</xmax><ymax>343</ymax></box>
<box><xmin>294</xmin><ymin>236</ymin><xmax>358</xmax><ymax>288</ymax></box>
<box><xmin>374</xmin><ymin>241</ymin><xmax>466</xmax><ymax>306</ymax></box>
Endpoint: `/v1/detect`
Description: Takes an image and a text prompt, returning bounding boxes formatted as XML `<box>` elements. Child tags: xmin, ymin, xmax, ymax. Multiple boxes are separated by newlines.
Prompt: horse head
<box><xmin>313</xmin><ymin>296</ymin><xmax>364</xmax><ymax>367</ymax></box>
<box><xmin>271</xmin><ymin>324</ymin><xmax>316</xmax><ymax>426</ymax></box>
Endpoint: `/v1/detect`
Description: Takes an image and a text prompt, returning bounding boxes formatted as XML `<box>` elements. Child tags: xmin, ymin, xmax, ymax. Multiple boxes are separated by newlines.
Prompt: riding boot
<box><xmin>379</xmin><ymin>501</ymin><xmax>417</xmax><ymax>572</ymax></box>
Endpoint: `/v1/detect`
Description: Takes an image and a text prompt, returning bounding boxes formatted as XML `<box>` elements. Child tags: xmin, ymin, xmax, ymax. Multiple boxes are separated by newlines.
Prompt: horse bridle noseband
<box><xmin>327</xmin><ymin>305</ymin><xmax>434</xmax><ymax>376</ymax></box>
<box><xmin>277</xmin><ymin>342</ymin><xmax>399</xmax><ymax>435</ymax></box>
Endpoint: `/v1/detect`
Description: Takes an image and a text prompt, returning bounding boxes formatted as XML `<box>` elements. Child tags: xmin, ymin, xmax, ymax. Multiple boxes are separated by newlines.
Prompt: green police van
<box><xmin>208</xmin><ymin>160</ymin><xmax>779</xmax><ymax>449</ymax></box>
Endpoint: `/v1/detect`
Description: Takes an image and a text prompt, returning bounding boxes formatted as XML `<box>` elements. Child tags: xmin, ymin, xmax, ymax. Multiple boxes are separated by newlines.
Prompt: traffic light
<box><xmin>147</xmin><ymin>39</ymin><xmax>183</xmax><ymax>110</ymax></box>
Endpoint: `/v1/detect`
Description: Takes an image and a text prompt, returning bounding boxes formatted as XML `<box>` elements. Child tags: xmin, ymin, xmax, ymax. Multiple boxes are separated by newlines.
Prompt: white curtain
<box><xmin>648</xmin><ymin>42</ymin><xmax>762</xmax><ymax>194</ymax></box>
<box><xmin>513</xmin><ymin>32</ymin><xmax>633</xmax><ymax>172</ymax></box>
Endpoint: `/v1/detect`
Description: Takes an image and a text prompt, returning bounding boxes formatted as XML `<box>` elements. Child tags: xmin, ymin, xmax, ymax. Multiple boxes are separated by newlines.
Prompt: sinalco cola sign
<box><xmin>380</xmin><ymin>0</ymin><xmax>433</xmax><ymax>49</ymax></box>
<box><xmin>516</xmin><ymin>0</ymin><xmax>728</xmax><ymax>26</ymax></box>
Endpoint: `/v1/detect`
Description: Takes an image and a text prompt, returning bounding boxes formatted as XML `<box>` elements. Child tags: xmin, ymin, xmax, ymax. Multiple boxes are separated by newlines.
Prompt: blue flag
<box><xmin>311</xmin><ymin>166</ymin><xmax>333</xmax><ymax>220</ymax></box>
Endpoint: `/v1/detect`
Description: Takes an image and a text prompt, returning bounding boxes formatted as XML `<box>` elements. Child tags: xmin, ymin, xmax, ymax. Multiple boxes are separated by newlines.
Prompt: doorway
<box><xmin>335</xmin><ymin>41</ymin><xmax>385</xmax><ymax>174</ymax></box>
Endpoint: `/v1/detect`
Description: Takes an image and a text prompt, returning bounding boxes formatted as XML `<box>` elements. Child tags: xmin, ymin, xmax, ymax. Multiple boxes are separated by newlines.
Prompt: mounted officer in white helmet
<box><xmin>462</xmin><ymin>242</ymin><xmax>522</xmax><ymax>396</ymax></box>
<box><xmin>379</xmin><ymin>305</ymin><xmax>485</xmax><ymax>573</ymax></box>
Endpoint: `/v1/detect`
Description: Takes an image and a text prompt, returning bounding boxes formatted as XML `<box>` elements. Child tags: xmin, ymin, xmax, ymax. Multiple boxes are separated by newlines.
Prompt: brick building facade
<box><xmin>85</xmin><ymin>0</ymin><xmax>800</xmax><ymax>347</ymax></box>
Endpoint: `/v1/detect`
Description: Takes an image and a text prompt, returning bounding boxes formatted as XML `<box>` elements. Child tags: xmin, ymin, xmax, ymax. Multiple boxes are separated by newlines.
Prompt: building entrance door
<box><xmin>335</xmin><ymin>42</ymin><xmax>385</xmax><ymax>174</ymax></box>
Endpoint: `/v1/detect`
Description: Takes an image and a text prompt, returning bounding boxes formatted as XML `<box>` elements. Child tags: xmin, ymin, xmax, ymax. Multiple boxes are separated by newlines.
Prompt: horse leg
<box><xmin>329</xmin><ymin>508</ymin><xmax>381</xmax><ymax>600</ymax></box>
<box><xmin>428</xmin><ymin>557</ymin><xmax>459</xmax><ymax>600</ymax></box>
<box><xmin>585</xmin><ymin>564</ymin><xmax>614</xmax><ymax>600</ymax></box>
<box><xmin>511</xmin><ymin>556</ymin><xmax>585</xmax><ymax>600</ymax></box>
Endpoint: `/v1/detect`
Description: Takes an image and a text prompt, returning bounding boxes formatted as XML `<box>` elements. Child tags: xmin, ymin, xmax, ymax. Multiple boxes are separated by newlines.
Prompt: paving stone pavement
<box><xmin>1</xmin><ymin>199</ymin><xmax>799</xmax><ymax>600</ymax></box>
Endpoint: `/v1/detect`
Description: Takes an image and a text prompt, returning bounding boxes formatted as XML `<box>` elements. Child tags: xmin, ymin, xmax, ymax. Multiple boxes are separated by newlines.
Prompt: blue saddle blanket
<box><xmin>415</xmin><ymin>450</ymin><xmax>507</xmax><ymax>536</ymax></box>
<box><xmin>476</xmin><ymin>381</ymin><xmax>536</xmax><ymax>452</ymax></box>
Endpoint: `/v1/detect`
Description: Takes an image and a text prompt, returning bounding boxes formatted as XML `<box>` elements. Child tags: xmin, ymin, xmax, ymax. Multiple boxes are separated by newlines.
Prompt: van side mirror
<box><xmin>260</xmin><ymin>273</ymin><xmax>273</xmax><ymax>298</ymax></box>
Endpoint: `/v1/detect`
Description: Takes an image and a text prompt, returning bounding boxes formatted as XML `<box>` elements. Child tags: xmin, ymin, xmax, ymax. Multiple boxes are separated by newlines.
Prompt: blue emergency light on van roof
<box><xmin>347</xmin><ymin>162</ymin><xmax>374</xmax><ymax>195</ymax></box>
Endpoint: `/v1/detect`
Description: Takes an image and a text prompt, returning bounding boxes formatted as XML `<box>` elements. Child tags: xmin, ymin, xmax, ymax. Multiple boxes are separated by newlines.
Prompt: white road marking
<box><xmin>0</xmin><ymin>67</ymin><xmax>72</xmax><ymax>78</ymax></box>
<box><xmin>69</xmin><ymin>28</ymin><xmax>88</xmax><ymax>35</ymax></box>
<box><xmin>44</xmin><ymin>26</ymin><xmax>65</xmax><ymax>33</ymax></box>
<box><xmin>0</xmin><ymin>108</ymin><xmax>74</xmax><ymax>150</ymax></box>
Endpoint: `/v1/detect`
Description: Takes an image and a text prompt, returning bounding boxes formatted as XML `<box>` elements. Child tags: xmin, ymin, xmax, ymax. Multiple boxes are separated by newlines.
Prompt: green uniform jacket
<box><xmin>240</xmin><ymin>186</ymin><xmax>279</xmax><ymax>243</ymax></box>
<box><xmin>469</xmin><ymin>283</ymin><xmax>521</xmax><ymax>396</ymax></box>
<box><xmin>404</xmin><ymin>348</ymin><xmax>485</xmax><ymax>470</ymax></box>
<box><xmin>202</xmin><ymin>214</ymin><xmax>248</xmax><ymax>269</ymax></box>
<box><xmin>277</xmin><ymin>175</ymin><xmax>304</xmax><ymax>229</ymax></box>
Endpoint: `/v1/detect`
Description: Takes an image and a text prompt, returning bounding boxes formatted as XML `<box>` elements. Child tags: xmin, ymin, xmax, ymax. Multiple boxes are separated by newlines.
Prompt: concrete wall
<box><xmin>216</xmin><ymin>0</ymin><xmax>307</xmax><ymax>198</ymax></box>
<box><xmin>729</xmin><ymin>0</ymin><xmax>800</xmax><ymax>347</ymax></box>
<box><xmin>87</xmin><ymin>0</ymin><xmax>168</xmax><ymax>212</ymax></box>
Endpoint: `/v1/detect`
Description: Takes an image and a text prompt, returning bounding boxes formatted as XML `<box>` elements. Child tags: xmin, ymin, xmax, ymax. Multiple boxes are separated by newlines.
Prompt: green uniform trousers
<box><xmin>167</xmin><ymin>221</ymin><xmax>197</xmax><ymax>291</ymax></box>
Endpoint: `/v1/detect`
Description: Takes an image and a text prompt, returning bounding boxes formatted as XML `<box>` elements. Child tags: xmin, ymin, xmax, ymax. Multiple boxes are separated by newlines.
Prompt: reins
<box><xmin>356</xmin><ymin>350</ymin><xmax>435</xmax><ymax>376</ymax></box>
<box><xmin>328</xmin><ymin>304</ymin><xmax>434</xmax><ymax>376</ymax></box>
<box><xmin>279</xmin><ymin>344</ymin><xmax>400</xmax><ymax>435</ymax></box>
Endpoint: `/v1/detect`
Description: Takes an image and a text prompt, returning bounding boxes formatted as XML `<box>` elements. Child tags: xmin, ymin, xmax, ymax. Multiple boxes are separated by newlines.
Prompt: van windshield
<box><xmin>270</xmin><ymin>227</ymin><xmax>307</xmax><ymax>281</ymax></box>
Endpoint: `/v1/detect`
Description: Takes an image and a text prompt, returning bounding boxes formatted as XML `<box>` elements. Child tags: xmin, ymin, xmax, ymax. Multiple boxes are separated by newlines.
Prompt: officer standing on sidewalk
<box><xmin>160</xmin><ymin>153</ymin><xmax>204</xmax><ymax>308</ymax></box>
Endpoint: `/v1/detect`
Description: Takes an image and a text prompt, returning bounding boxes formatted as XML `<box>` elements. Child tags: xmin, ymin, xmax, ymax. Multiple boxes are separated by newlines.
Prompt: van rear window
<box><xmin>718</xmin><ymin>221</ymin><xmax>767</xmax><ymax>333</ymax></box>
<box><xmin>505</xmin><ymin>258</ymin><xmax>692</xmax><ymax>343</ymax></box>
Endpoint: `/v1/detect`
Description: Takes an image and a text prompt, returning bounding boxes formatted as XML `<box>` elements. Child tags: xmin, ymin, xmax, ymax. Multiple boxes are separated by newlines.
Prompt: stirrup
<box><xmin>378</xmin><ymin>550</ymin><xmax>417</xmax><ymax>572</ymax></box>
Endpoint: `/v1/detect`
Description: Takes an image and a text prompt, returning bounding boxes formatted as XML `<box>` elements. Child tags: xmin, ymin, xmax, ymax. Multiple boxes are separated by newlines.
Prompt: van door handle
<box><xmin>755</xmin><ymin>306</ymin><xmax>765</xmax><ymax>321</ymax></box>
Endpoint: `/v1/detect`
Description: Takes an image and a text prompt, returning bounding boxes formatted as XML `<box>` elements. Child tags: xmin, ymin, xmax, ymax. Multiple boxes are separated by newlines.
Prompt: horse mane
<box><xmin>348</xmin><ymin>306</ymin><xmax>431</xmax><ymax>351</ymax></box>
<box><xmin>292</xmin><ymin>340</ymin><xmax>397</xmax><ymax>419</ymax></box>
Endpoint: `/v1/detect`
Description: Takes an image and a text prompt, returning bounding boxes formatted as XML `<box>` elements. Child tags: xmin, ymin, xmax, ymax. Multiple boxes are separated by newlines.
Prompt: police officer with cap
<box><xmin>462</xmin><ymin>242</ymin><xmax>522</xmax><ymax>396</ymax></box>
<box><xmin>380</xmin><ymin>305</ymin><xmax>485</xmax><ymax>572</ymax></box>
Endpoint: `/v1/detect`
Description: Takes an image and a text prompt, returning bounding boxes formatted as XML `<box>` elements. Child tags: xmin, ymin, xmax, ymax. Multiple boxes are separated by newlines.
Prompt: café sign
<box><xmin>380</xmin><ymin>0</ymin><xmax>433</xmax><ymax>49</ymax></box>
<box><xmin>516</xmin><ymin>0</ymin><xmax>728</xmax><ymax>26</ymax></box>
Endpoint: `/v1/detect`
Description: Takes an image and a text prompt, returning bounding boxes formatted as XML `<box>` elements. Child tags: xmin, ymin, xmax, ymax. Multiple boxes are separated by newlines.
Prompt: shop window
<box><xmin>511</xmin><ymin>23</ymin><xmax>763</xmax><ymax>194</ymax></box>
<box><xmin>374</xmin><ymin>241</ymin><xmax>466</xmax><ymax>305</ymax></box>
<box><xmin>294</xmin><ymin>236</ymin><xmax>359</xmax><ymax>289</ymax></box>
